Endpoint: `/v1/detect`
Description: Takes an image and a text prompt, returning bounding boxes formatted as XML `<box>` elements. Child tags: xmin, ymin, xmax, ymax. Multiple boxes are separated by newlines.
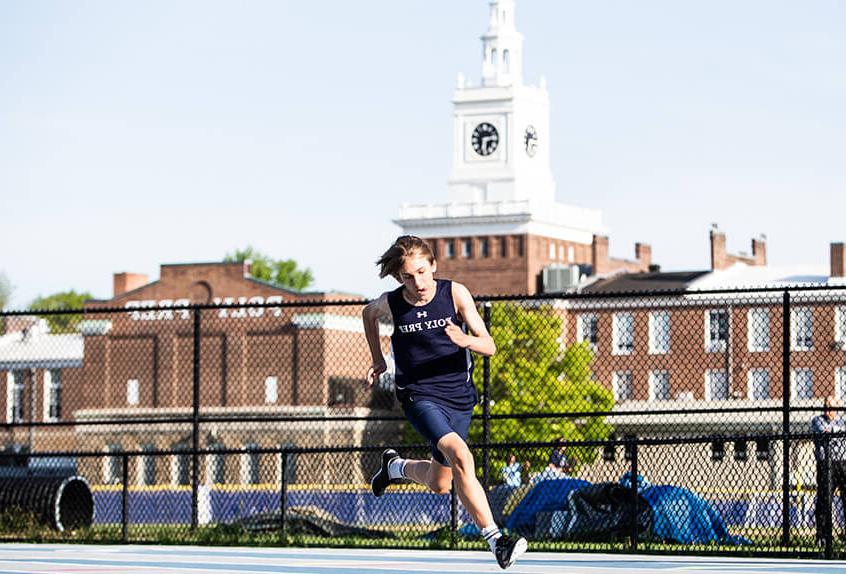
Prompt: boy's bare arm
<box><xmin>362</xmin><ymin>293</ymin><xmax>392</xmax><ymax>386</ymax></box>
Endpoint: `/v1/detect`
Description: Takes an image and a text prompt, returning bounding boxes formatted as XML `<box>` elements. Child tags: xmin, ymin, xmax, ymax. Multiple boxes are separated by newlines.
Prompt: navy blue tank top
<box><xmin>387</xmin><ymin>279</ymin><xmax>476</xmax><ymax>410</ymax></box>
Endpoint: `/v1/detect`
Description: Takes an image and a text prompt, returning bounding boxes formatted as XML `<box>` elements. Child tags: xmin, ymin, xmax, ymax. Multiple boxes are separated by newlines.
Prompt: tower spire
<box><xmin>481</xmin><ymin>0</ymin><xmax>523</xmax><ymax>87</ymax></box>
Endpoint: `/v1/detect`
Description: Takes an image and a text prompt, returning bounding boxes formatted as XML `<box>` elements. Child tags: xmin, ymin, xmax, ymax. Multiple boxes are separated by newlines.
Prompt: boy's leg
<box><xmin>436</xmin><ymin>432</ymin><xmax>494</xmax><ymax>528</ymax></box>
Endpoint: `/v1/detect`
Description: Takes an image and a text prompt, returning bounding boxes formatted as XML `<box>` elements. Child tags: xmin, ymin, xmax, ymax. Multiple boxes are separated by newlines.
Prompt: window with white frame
<box><xmin>137</xmin><ymin>444</ymin><xmax>156</xmax><ymax>486</ymax></box>
<box><xmin>705</xmin><ymin>369</ymin><xmax>729</xmax><ymax>401</ymax></box>
<box><xmin>276</xmin><ymin>444</ymin><xmax>298</xmax><ymax>484</ymax></box>
<box><xmin>7</xmin><ymin>371</ymin><xmax>25</xmax><ymax>423</ymax></box>
<box><xmin>836</xmin><ymin>368</ymin><xmax>846</xmax><ymax>402</ymax></box>
<box><xmin>264</xmin><ymin>376</ymin><xmax>278</xmax><ymax>404</ymax></box>
<box><xmin>445</xmin><ymin>241</ymin><xmax>455</xmax><ymax>259</ymax></box>
<box><xmin>748</xmin><ymin>369</ymin><xmax>770</xmax><ymax>400</ymax></box>
<box><xmin>705</xmin><ymin>310</ymin><xmax>728</xmax><ymax>352</ymax></box>
<box><xmin>43</xmin><ymin>369</ymin><xmax>61</xmax><ymax>421</ymax></box>
<box><xmin>791</xmin><ymin>368</ymin><xmax>814</xmax><ymax>400</ymax></box>
<box><xmin>240</xmin><ymin>443</ymin><xmax>261</xmax><ymax>485</ymax></box>
<box><xmin>549</xmin><ymin>242</ymin><xmax>556</xmax><ymax>259</ymax></box>
<box><xmin>577</xmin><ymin>314</ymin><xmax>598</xmax><ymax>349</ymax></box>
<box><xmin>127</xmin><ymin>379</ymin><xmax>139</xmax><ymax>406</ymax></box>
<box><xmin>206</xmin><ymin>443</ymin><xmax>225</xmax><ymax>484</ymax></box>
<box><xmin>791</xmin><ymin>307</ymin><xmax>814</xmax><ymax>351</ymax></box>
<box><xmin>461</xmin><ymin>239</ymin><xmax>472</xmax><ymax>258</ymax></box>
<box><xmin>103</xmin><ymin>444</ymin><xmax>123</xmax><ymax>484</ymax></box>
<box><xmin>170</xmin><ymin>444</ymin><xmax>190</xmax><ymax>486</ymax></box>
<box><xmin>747</xmin><ymin>308</ymin><xmax>770</xmax><ymax>352</ymax></box>
<box><xmin>612</xmin><ymin>372</ymin><xmax>633</xmax><ymax>401</ymax></box>
<box><xmin>836</xmin><ymin>307</ymin><xmax>846</xmax><ymax>347</ymax></box>
<box><xmin>612</xmin><ymin>313</ymin><xmax>634</xmax><ymax>355</ymax></box>
<box><xmin>648</xmin><ymin>371</ymin><xmax>671</xmax><ymax>401</ymax></box>
<box><xmin>568</xmin><ymin>246</ymin><xmax>575</xmax><ymax>262</ymax></box>
<box><xmin>648</xmin><ymin>311</ymin><xmax>671</xmax><ymax>354</ymax></box>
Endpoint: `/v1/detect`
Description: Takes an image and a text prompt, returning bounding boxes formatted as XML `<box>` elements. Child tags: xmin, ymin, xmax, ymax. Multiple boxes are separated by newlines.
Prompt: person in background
<box><xmin>811</xmin><ymin>396</ymin><xmax>846</xmax><ymax>544</ymax></box>
<box><xmin>501</xmin><ymin>454</ymin><xmax>522</xmax><ymax>489</ymax></box>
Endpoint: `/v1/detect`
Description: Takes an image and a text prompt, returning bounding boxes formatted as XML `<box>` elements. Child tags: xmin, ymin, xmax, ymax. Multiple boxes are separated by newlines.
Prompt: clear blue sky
<box><xmin>1</xmin><ymin>0</ymin><xmax>844</xmax><ymax>308</ymax></box>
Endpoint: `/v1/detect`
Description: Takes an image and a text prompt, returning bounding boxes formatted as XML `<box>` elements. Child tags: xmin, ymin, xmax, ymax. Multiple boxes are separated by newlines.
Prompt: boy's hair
<box><xmin>377</xmin><ymin>235</ymin><xmax>435</xmax><ymax>280</ymax></box>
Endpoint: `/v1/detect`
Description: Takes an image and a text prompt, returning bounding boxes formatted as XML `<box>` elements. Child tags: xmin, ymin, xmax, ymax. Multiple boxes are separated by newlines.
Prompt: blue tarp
<box><xmin>503</xmin><ymin>478</ymin><xmax>590</xmax><ymax>535</ymax></box>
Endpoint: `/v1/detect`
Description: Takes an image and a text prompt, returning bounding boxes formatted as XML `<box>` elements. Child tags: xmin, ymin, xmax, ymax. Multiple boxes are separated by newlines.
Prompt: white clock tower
<box><xmin>395</xmin><ymin>1</ymin><xmax>648</xmax><ymax>295</ymax></box>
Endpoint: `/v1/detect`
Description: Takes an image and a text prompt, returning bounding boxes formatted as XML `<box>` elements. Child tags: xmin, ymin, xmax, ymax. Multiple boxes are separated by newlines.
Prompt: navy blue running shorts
<box><xmin>402</xmin><ymin>399</ymin><xmax>473</xmax><ymax>466</ymax></box>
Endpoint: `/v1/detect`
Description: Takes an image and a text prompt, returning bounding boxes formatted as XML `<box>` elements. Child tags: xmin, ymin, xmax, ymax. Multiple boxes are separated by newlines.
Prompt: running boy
<box><xmin>362</xmin><ymin>235</ymin><xmax>527</xmax><ymax>570</ymax></box>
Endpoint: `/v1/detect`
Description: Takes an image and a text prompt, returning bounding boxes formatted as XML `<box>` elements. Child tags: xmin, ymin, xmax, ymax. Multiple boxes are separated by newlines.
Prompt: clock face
<box><xmin>471</xmin><ymin>122</ymin><xmax>499</xmax><ymax>156</ymax></box>
<box><xmin>524</xmin><ymin>125</ymin><xmax>538</xmax><ymax>157</ymax></box>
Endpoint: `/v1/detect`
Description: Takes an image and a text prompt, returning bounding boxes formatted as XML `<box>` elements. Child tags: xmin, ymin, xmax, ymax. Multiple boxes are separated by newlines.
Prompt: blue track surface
<box><xmin>0</xmin><ymin>544</ymin><xmax>844</xmax><ymax>574</ymax></box>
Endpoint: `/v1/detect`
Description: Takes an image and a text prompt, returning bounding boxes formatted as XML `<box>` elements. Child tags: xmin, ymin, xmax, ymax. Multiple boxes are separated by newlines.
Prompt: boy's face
<box><xmin>398</xmin><ymin>255</ymin><xmax>437</xmax><ymax>302</ymax></box>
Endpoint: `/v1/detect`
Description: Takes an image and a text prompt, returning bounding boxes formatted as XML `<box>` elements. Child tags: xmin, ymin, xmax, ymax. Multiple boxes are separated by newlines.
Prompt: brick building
<box><xmin>2</xmin><ymin>261</ymin><xmax>399</xmax><ymax>486</ymax></box>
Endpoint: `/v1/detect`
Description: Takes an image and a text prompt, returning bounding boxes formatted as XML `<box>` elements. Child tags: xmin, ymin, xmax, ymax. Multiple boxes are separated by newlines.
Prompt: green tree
<box><xmin>224</xmin><ymin>246</ymin><xmax>314</xmax><ymax>292</ymax></box>
<box><xmin>470</xmin><ymin>302</ymin><xmax>614</xmax><ymax>479</ymax></box>
<box><xmin>29</xmin><ymin>290</ymin><xmax>93</xmax><ymax>333</ymax></box>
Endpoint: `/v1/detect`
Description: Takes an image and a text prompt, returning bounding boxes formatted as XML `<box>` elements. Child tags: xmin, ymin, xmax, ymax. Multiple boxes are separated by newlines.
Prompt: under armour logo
<box><xmin>417</xmin><ymin>311</ymin><xmax>428</xmax><ymax>318</ymax></box>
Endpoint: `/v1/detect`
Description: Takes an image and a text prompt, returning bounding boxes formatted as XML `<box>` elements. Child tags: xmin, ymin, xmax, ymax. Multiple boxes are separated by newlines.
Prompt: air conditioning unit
<box><xmin>542</xmin><ymin>264</ymin><xmax>581</xmax><ymax>293</ymax></box>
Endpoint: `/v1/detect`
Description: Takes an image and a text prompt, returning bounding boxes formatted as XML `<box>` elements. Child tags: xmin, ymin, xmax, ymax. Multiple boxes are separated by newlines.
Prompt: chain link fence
<box><xmin>1</xmin><ymin>285</ymin><xmax>846</xmax><ymax>558</ymax></box>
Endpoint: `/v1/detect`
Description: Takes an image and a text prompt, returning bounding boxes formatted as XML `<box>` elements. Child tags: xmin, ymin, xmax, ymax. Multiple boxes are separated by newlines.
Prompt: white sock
<box><xmin>481</xmin><ymin>524</ymin><xmax>501</xmax><ymax>552</ymax></box>
<box><xmin>387</xmin><ymin>457</ymin><xmax>406</xmax><ymax>480</ymax></box>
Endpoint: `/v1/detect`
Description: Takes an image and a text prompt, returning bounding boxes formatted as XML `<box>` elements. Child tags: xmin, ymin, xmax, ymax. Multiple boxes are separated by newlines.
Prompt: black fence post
<box><xmin>191</xmin><ymin>307</ymin><xmax>201</xmax><ymax>531</ymax></box>
<box><xmin>824</xmin><ymin>435</ymin><xmax>833</xmax><ymax>560</ymax></box>
<box><xmin>781</xmin><ymin>290</ymin><xmax>791</xmax><ymax>548</ymax></box>
<box><xmin>629</xmin><ymin>438</ymin><xmax>639</xmax><ymax>553</ymax></box>
<box><xmin>280</xmin><ymin>450</ymin><xmax>288</xmax><ymax>545</ymax></box>
<box><xmin>121</xmin><ymin>453</ymin><xmax>129</xmax><ymax>543</ymax></box>
<box><xmin>482</xmin><ymin>302</ymin><xmax>492</xmax><ymax>492</ymax></box>
<box><xmin>450</xmin><ymin>484</ymin><xmax>458</xmax><ymax>549</ymax></box>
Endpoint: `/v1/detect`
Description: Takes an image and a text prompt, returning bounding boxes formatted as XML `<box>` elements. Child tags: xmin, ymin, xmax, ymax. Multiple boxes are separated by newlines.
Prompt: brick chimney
<box><xmin>832</xmin><ymin>243</ymin><xmax>845</xmax><ymax>278</ymax></box>
<box><xmin>752</xmin><ymin>235</ymin><xmax>767</xmax><ymax>266</ymax></box>
<box><xmin>710</xmin><ymin>225</ymin><xmax>728</xmax><ymax>270</ymax></box>
<box><xmin>592</xmin><ymin>235</ymin><xmax>610</xmax><ymax>274</ymax></box>
<box><xmin>635</xmin><ymin>243</ymin><xmax>652</xmax><ymax>270</ymax></box>
<box><xmin>113</xmin><ymin>272</ymin><xmax>148</xmax><ymax>297</ymax></box>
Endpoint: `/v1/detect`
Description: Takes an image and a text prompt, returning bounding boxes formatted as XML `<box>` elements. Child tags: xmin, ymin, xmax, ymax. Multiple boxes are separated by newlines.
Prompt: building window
<box><xmin>748</xmin><ymin>369</ymin><xmax>770</xmax><ymax>400</ymax></box>
<box><xmin>837</xmin><ymin>368</ymin><xmax>846</xmax><ymax>402</ymax></box>
<box><xmin>623</xmin><ymin>434</ymin><xmax>636</xmax><ymax>462</ymax></box>
<box><xmin>648</xmin><ymin>311</ymin><xmax>670</xmax><ymax>354</ymax></box>
<box><xmin>549</xmin><ymin>242</ymin><xmax>556</xmax><ymax>260</ymax></box>
<box><xmin>461</xmin><ymin>238</ymin><xmax>472</xmax><ymax>258</ymax></box>
<box><xmin>733</xmin><ymin>440</ymin><xmax>748</xmax><ymax>462</ymax></box>
<box><xmin>277</xmin><ymin>444</ymin><xmax>297</xmax><ymax>484</ymax></box>
<box><xmin>127</xmin><ymin>379</ymin><xmax>139</xmax><ymax>406</ymax></box>
<box><xmin>612</xmin><ymin>372</ymin><xmax>633</xmax><ymax>401</ymax></box>
<box><xmin>264</xmin><ymin>376</ymin><xmax>278</xmax><ymax>404</ymax></box>
<box><xmin>171</xmin><ymin>444</ymin><xmax>190</xmax><ymax>486</ymax></box>
<box><xmin>445</xmin><ymin>240</ymin><xmax>455</xmax><ymax>259</ymax></box>
<box><xmin>207</xmin><ymin>444</ymin><xmax>226</xmax><ymax>485</ymax></box>
<box><xmin>7</xmin><ymin>370</ymin><xmax>25</xmax><ymax>423</ymax></box>
<box><xmin>711</xmin><ymin>438</ymin><xmax>725</xmax><ymax>462</ymax></box>
<box><xmin>602</xmin><ymin>438</ymin><xmax>616</xmax><ymax>462</ymax></box>
<box><xmin>568</xmin><ymin>246</ymin><xmax>575</xmax><ymax>262</ymax></box>
<box><xmin>835</xmin><ymin>307</ymin><xmax>846</xmax><ymax>347</ymax></box>
<box><xmin>747</xmin><ymin>308</ymin><xmax>770</xmax><ymax>352</ymax></box>
<box><xmin>755</xmin><ymin>439</ymin><xmax>771</xmax><ymax>462</ymax></box>
<box><xmin>791</xmin><ymin>368</ymin><xmax>814</xmax><ymax>400</ymax></box>
<box><xmin>503</xmin><ymin>49</ymin><xmax>510</xmax><ymax>72</ymax></box>
<box><xmin>791</xmin><ymin>307</ymin><xmax>813</xmax><ymax>351</ymax></box>
<box><xmin>499</xmin><ymin>236</ymin><xmax>508</xmax><ymax>258</ymax></box>
<box><xmin>240</xmin><ymin>443</ymin><xmax>261</xmax><ymax>485</ymax></box>
<box><xmin>44</xmin><ymin>369</ymin><xmax>62</xmax><ymax>421</ymax></box>
<box><xmin>329</xmin><ymin>378</ymin><xmax>355</xmax><ymax>406</ymax></box>
<box><xmin>515</xmin><ymin>236</ymin><xmax>524</xmax><ymax>257</ymax></box>
<box><xmin>138</xmin><ymin>444</ymin><xmax>156</xmax><ymax>486</ymax></box>
<box><xmin>705</xmin><ymin>310</ymin><xmax>728</xmax><ymax>352</ymax></box>
<box><xmin>612</xmin><ymin>313</ymin><xmax>634</xmax><ymax>355</ymax></box>
<box><xmin>103</xmin><ymin>444</ymin><xmax>123</xmax><ymax>484</ymax></box>
<box><xmin>479</xmin><ymin>237</ymin><xmax>489</xmax><ymax>258</ymax></box>
<box><xmin>648</xmin><ymin>370</ymin><xmax>671</xmax><ymax>401</ymax></box>
<box><xmin>577</xmin><ymin>314</ymin><xmax>598</xmax><ymax>349</ymax></box>
<box><xmin>705</xmin><ymin>369</ymin><xmax>729</xmax><ymax>401</ymax></box>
